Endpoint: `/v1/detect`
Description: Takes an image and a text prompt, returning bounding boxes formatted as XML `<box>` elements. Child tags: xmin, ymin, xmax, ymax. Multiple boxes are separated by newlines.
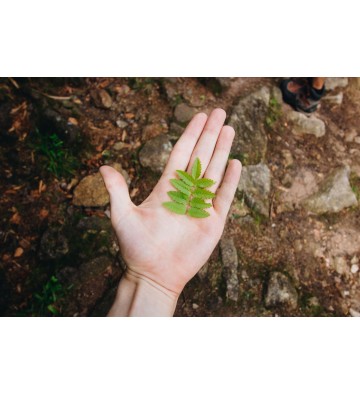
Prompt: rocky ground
<box><xmin>1</xmin><ymin>77</ymin><xmax>360</xmax><ymax>317</ymax></box>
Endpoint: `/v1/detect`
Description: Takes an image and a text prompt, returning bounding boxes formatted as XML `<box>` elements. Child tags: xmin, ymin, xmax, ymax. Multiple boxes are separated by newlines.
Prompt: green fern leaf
<box><xmin>190</xmin><ymin>198</ymin><xmax>212</xmax><ymax>209</ymax></box>
<box><xmin>191</xmin><ymin>157</ymin><xmax>202</xmax><ymax>179</ymax></box>
<box><xmin>170</xmin><ymin>179</ymin><xmax>191</xmax><ymax>196</ymax></box>
<box><xmin>188</xmin><ymin>207</ymin><xmax>210</xmax><ymax>218</ymax></box>
<box><xmin>168</xmin><ymin>191</ymin><xmax>188</xmax><ymax>205</ymax></box>
<box><xmin>196</xmin><ymin>178</ymin><xmax>216</xmax><ymax>188</ymax></box>
<box><xmin>193</xmin><ymin>188</ymin><xmax>216</xmax><ymax>199</ymax></box>
<box><xmin>162</xmin><ymin>201</ymin><xmax>187</xmax><ymax>215</ymax></box>
<box><xmin>176</xmin><ymin>170</ymin><xmax>195</xmax><ymax>186</ymax></box>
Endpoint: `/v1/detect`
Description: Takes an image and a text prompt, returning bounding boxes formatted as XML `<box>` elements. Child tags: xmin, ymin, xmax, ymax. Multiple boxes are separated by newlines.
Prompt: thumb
<box><xmin>99</xmin><ymin>165</ymin><xmax>133</xmax><ymax>219</ymax></box>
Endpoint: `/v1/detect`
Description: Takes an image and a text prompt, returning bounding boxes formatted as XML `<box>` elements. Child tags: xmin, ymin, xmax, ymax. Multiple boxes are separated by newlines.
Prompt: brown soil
<box><xmin>1</xmin><ymin>77</ymin><xmax>359</xmax><ymax>316</ymax></box>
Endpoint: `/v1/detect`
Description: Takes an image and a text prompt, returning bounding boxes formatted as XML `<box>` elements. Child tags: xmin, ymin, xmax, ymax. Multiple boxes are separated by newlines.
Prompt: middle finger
<box><xmin>186</xmin><ymin>108</ymin><xmax>226</xmax><ymax>177</ymax></box>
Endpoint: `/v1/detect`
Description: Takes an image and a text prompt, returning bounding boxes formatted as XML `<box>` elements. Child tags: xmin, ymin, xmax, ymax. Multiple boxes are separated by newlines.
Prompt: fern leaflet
<box><xmin>163</xmin><ymin>157</ymin><xmax>216</xmax><ymax>219</ymax></box>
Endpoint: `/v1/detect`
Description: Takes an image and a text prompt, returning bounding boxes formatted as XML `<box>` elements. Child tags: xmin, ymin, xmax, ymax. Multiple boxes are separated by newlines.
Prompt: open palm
<box><xmin>100</xmin><ymin>109</ymin><xmax>241</xmax><ymax>295</ymax></box>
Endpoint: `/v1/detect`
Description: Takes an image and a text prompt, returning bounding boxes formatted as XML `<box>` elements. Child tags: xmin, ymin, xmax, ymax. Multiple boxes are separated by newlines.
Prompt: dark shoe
<box><xmin>280</xmin><ymin>78</ymin><xmax>326</xmax><ymax>114</ymax></box>
<box><xmin>295</xmin><ymin>84</ymin><xmax>325</xmax><ymax>114</ymax></box>
<box><xmin>280</xmin><ymin>78</ymin><xmax>308</xmax><ymax>110</ymax></box>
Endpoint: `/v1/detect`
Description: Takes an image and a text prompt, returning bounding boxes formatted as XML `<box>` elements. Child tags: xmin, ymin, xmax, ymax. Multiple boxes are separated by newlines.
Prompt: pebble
<box><xmin>116</xmin><ymin>119</ymin><xmax>128</xmax><ymax>128</ymax></box>
<box><xmin>334</xmin><ymin>256</ymin><xmax>348</xmax><ymax>275</ymax></box>
<box><xmin>174</xmin><ymin>103</ymin><xmax>197</xmax><ymax>123</ymax></box>
<box><xmin>112</xmin><ymin>142</ymin><xmax>128</xmax><ymax>151</ymax></box>
<box><xmin>351</xmin><ymin>264</ymin><xmax>359</xmax><ymax>274</ymax></box>
<box><xmin>349</xmin><ymin>308</ymin><xmax>360</xmax><ymax>317</ymax></box>
<box><xmin>90</xmin><ymin>89</ymin><xmax>113</xmax><ymax>109</ymax></box>
<box><xmin>192</xmin><ymin>303</ymin><xmax>199</xmax><ymax>310</ymax></box>
<box><xmin>265</xmin><ymin>272</ymin><xmax>298</xmax><ymax>310</ymax></box>
<box><xmin>139</xmin><ymin>135</ymin><xmax>173</xmax><ymax>173</ymax></box>
<box><xmin>220</xmin><ymin>237</ymin><xmax>239</xmax><ymax>302</ymax></box>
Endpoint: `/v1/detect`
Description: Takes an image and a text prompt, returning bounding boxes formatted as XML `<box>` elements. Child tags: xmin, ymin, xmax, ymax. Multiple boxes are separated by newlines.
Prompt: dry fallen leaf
<box><xmin>39</xmin><ymin>180</ymin><xmax>46</xmax><ymax>194</ymax></box>
<box><xmin>14</xmin><ymin>247</ymin><xmax>24</xmax><ymax>258</ymax></box>
<box><xmin>10</xmin><ymin>211</ymin><xmax>21</xmax><ymax>225</ymax></box>
<box><xmin>2</xmin><ymin>254</ymin><xmax>11</xmax><ymax>262</ymax></box>
<box><xmin>68</xmin><ymin>117</ymin><xmax>78</xmax><ymax>125</ymax></box>
<box><xmin>39</xmin><ymin>208</ymin><xmax>49</xmax><ymax>220</ymax></box>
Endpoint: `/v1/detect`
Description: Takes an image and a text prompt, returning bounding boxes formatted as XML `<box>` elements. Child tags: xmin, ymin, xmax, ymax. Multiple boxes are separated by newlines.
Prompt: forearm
<box><xmin>107</xmin><ymin>269</ymin><xmax>179</xmax><ymax>317</ymax></box>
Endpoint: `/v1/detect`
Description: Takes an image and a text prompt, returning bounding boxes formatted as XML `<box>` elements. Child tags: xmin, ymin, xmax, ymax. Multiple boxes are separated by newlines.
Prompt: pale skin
<box><xmin>99</xmin><ymin>108</ymin><xmax>242</xmax><ymax>316</ymax></box>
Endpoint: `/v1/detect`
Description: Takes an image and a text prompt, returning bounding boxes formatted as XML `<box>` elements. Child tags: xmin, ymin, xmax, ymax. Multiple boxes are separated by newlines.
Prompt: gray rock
<box><xmin>174</xmin><ymin>103</ymin><xmax>197</xmax><ymax>124</ymax></box>
<box><xmin>278</xmin><ymin>168</ymin><xmax>319</xmax><ymax>212</ymax></box>
<box><xmin>74</xmin><ymin>256</ymin><xmax>116</xmax><ymax>315</ymax></box>
<box><xmin>73</xmin><ymin>163</ymin><xmax>130</xmax><ymax>207</ymax></box>
<box><xmin>349</xmin><ymin>308</ymin><xmax>360</xmax><ymax>317</ymax></box>
<box><xmin>215</xmin><ymin>77</ymin><xmax>235</xmax><ymax>90</ymax></box>
<box><xmin>142</xmin><ymin>122</ymin><xmax>167</xmax><ymax>140</ymax></box>
<box><xmin>265</xmin><ymin>272</ymin><xmax>298</xmax><ymax>310</ymax></box>
<box><xmin>112</xmin><ymin>142</ymin><xmax>128</xmax><ymax>151</ymax></box>
<box><xmin>229</xmin><ymin>87</ymin><xmax>270</xmax><ymax>165</ymax></box>
<box><xmin>220</xmin><ymin>237</ymin><xmax>239</xmax><ymax>302</ymax></box>
<box><xmin>302</xmin><ymin>166</ymin><xmax>358</xmax><ymax>214</ymax></box>
<box><xmin>238</xmin><ymin>163</ymin><xmax>271</xmax><ymax>217</ymax></box>
<box><xmin>287</xmin><ymin>111</ymin><xmax>326</xmax><ymax>138</ymax></box>
<box><xmin>139</xmin><ymin>135</ymin><xmax>172</xmax><ymax>173</ymax></box>
<box><xmin>325</xmin><ymin>78</ymin><xmax>348</xmax><ymax>91</ymax></box>
<box><xmin>116</xmin><ymin>119</ymin><xmax>128</xmax><ymax>129</ymax></box>
<box><xmin>168</xmin><ymin>122</ymin><xmax>185</xmax><ymax>139</ymax></box>
<box><xmin>39</xmin><ymin>228</ymin><xmax>69</xmax><ymax>260</ymax></box>
<box><xmin>323</xmin><ymin>92</ymin><xmax>343</xmax><ymax>105</ymax></box>
<box><xmin>90</xmin><ymin>89</ymin><xmax>113</xmax><ymax>109</ymax></box>
<box><xmin>271</xmin><ymin>86</ymin><xmax>283</xmax><ymax>105</ymax></box>
<box><xmin>76</xmin><ymin>216</ymin><xmax>111</xmax><ymax>231</ymax></box>
<box><xmin>79</xmin><ymin>255</ymin><xmax>113</xmax><ymax>279</ymax></box>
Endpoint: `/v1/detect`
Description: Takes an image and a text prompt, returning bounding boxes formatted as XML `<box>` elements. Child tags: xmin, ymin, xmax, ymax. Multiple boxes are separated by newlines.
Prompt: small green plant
<box><xmin>162</xmin><ymin>157</ymin><xmax>216</xmax><ymax>218</ymax></box>
<box><xmin>32</xmin><ymin>128</ymin><xmax>78</xmax><ymax>178</ymax></box>
<box><xmin>265</xmin><ymin>96</ymin><xmax>281</xmax><ymax>127</ymax></box>
<box><xmin>128</xmin><ymin>77</ymin><xmax>156</xmax><ymax>93</ymax></box>
<box><xmin>30</xmin><ymin>276</ymin><xmax>67</xmax><ymax>316</ymax></box>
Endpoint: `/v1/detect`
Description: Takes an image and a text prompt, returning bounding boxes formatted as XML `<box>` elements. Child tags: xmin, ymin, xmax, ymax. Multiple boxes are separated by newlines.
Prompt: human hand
<box><xmin>100</xmin><ymin>108</ymin><xmax>241</xmax><ymax>316</ymax></box>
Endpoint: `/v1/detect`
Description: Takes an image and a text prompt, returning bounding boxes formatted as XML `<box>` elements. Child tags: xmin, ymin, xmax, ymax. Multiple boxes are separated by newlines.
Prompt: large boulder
<box><xmin>228</xmin><ymin>87</ymin><xmax>270</xmax><ymax>165</ymax></box>
<box><xmin>302</xmin><ymin>166</ymin><xmax>358</xmax><ymax>214</ymax></box>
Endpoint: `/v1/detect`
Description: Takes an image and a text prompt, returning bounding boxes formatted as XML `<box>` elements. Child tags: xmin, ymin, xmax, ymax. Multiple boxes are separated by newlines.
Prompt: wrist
<box><xmin>108</xmin><ymin>268</ymin><xmax>179</xmax><ymax>317</ymax></box>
